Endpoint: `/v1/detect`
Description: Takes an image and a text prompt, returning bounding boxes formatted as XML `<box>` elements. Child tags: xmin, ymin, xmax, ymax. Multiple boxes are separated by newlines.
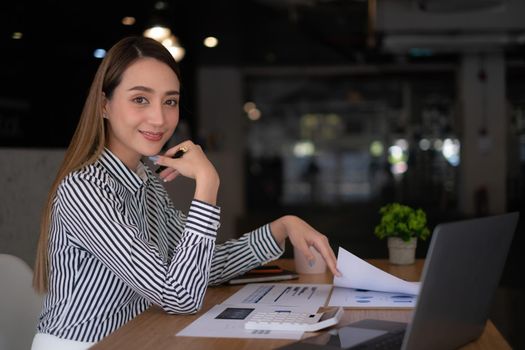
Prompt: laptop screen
<box><xmin>402</xmin><ymin>212</ymin><xmax>518</xmax><ymax>349</ymax></box>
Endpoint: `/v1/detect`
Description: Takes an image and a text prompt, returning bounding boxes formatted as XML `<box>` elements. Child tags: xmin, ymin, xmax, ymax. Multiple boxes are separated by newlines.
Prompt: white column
<box><xmin>458</xmin><ymin>52</ymin><xmax>507</xmax><ymax>215</ymax></box>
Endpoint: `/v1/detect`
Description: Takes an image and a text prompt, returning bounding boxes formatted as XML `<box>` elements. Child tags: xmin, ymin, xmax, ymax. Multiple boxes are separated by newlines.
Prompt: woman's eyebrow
<box><xmin>128</xmin><ymin>85</ymin><xmax>154</xmax><ymax>93</ymax></box>
<box><xmin>128</xmin><ymin>85</ymin><xmax>179</xmax><ymax>96</ymax></box>
<box><xmin>165</xmin><ymin>90</ymin><xmax>180</xmax><ymax>96</ymax></box>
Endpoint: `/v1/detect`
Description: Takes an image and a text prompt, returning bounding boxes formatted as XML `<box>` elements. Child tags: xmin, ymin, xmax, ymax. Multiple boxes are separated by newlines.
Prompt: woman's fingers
<box><xmin>152</xmin><ymin>141</ymin><xmax>203</xmax><ymax>179</ymax></box>
<box><xmin>289</xmin><ymin>221</ymin><xmax>341</xmax><ymax>277</ymax></box>
<box><xmin>296</xmin><ymin>239</ymin><xmax>315</xmax><ymax>262</ymax></box>
<box><xmin>160</xmin><ymin>169</ymin><xmax>180</xmax><ymax>182</ymax></box>
<box><xmin>286</xmin><ymin>216</ymin><xmax>342</xmax><ymax>277</ymax></box>
<box><xmin>311</xmin><ymin>239</ymin><xmax>341</xmax><ymax>277</ymax></box>
<box><xmin>168</xmin><ymin>141</ymin><xmax>194</xmax><ymax>155</ymax></box>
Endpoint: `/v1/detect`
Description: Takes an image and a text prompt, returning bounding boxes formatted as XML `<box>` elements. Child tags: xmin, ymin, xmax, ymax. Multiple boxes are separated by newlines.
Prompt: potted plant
<box><xmin>374</xmin><ymin>203</ymin><xmax>430</xmax><ymax>265</ymax></box>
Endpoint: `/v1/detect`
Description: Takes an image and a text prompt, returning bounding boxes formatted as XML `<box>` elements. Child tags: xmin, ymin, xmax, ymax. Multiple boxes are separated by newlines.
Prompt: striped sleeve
<box><xmin>208</xmin><ymin>224</ymin><xmax>284</xmax><ymax>286</ymax></box>
<box><xmin>184</xmin><ymin>200</ymin><xmax>221</xmax><ymax>238</ymax></box>
<box><xmin>57</xmin><ymin>174</ymin><xmax>219</xmax><ymax>314</ymax></box>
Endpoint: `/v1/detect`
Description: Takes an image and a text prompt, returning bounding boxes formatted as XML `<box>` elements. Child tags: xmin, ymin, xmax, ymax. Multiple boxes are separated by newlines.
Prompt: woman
<box><xmin>31</xmin><ymin>36</ymin><xmax>339</xmax><ymax>349</ymax></box>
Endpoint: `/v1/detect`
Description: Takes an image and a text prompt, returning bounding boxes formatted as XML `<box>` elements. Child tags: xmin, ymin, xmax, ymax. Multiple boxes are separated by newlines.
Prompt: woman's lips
<box><xmin>140</xmin><ymin>130</ymin><xmax>163</xmax><ymax>142</ymax></box>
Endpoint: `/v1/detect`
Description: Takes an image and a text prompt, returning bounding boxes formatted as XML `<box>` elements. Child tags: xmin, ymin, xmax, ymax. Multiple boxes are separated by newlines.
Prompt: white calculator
<box><xmin>244</xmin><ymin>307</ymin><xmax>344</xmax><ymax>332</ymax></box>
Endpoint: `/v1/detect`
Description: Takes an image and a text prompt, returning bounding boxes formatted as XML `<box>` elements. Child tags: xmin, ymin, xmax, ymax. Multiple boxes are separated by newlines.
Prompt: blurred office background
<box><xmin>1</xmin><ymin>0</ymin><xmax>524</xmax><ymax>348</ymax></box>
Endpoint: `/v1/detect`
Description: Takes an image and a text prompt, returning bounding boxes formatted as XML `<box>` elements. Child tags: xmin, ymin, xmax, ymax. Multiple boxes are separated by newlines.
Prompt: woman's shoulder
<box><xmin>54</xmin><ymin>162</ymin><xmax>123</xmax><ymax>212</ymax></box>
<box><xmin>60</xmin><ymin>161</ymin><xmax>112</xmax><ymax>191</ymax></box>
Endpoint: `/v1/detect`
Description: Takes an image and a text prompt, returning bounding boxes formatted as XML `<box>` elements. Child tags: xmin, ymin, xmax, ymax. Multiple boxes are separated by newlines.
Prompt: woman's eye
<box><xmin>165</xmin><ymin>99</ymin><xmax>178</xmax><ymax>107</ymax></box>
<box><xmin>133</xmin><ymin>96</ymin><xmax>148</xmax><ymax>104</ymax></box>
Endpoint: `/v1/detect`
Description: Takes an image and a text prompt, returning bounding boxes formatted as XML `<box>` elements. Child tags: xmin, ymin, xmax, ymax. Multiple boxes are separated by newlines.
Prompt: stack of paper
<box><xmin>328</xmin><ymin>247</ymin><xmax>420</xmax><ymax>308</ymax></box>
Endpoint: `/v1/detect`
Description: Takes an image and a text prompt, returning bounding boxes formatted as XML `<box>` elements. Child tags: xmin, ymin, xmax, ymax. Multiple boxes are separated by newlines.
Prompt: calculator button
<box><xmin>244</xmin><ymin>307</ymin><xmax>343</xmax><ymax>333</ymax></box>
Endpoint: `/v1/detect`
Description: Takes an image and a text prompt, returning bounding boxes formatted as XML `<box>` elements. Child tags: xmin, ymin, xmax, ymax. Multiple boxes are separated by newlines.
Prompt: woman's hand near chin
<box><xmin>153</xmin><ymin>140</ymin><xmax>220</xmax><ymax>205</ymax></box>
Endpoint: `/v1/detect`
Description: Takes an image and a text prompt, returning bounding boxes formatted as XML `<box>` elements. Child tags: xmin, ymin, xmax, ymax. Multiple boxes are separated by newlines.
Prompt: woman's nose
<box><xmin>148</xmin><ymin>104</ymin><xmax>165</xmax><ymax>125</ymax></box>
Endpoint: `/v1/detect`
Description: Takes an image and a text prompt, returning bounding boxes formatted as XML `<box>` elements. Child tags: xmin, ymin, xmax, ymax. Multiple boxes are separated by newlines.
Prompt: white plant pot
<box><xmin>387</xmin><ymin>237</ymin><xmax>417</xmax><ymax>265</ymax></box>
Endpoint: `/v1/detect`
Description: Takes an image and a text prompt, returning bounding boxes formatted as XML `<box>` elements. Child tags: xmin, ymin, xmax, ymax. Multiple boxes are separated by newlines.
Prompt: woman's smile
<box><xmin>139</xmin><ymin>130</ymin><xmax>164</xmax><ymax>142</ymax></box>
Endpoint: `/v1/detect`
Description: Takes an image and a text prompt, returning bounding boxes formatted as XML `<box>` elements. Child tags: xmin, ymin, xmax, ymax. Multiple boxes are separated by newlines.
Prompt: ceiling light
<box><xmin>154</xmin><ymin>1</ymin><xmax>168</xmax><ymax>10</ymax></box>
<box><xmin>243</xmin><ymin>102</ymin><xmax>256</xmax><ymax>113</ymax></box>
<box><xmin>143</xmin><ymin>1</ymin><xmax>185</xmax><ymax>61</ymax></box>
<box><xmin>247</xmin><ymin>108</ymin><xmax>261</xmax><ymax>121</ymax></box>
<box><xmin>144</xmin><ymin>28</ymin><xmax>185</xmax><ymax>61</ymax></box>
<box><xmin>161</xmin><ymin>35</ymin><xmax>185</xmax><ymax>61</ymax></box>
<box><xmin>93</xmin><ymin>49</ymin><xmax>106</xmax><ymax>59</ymax></box>
<box><xmin>165</xmin><ymin>42</ymin><xmax>185</xmax><ymax>62</ymax></box>
<box><xmin>203</xmin><ymin>36</ymin><xmax>219</xmax><ymax>48</ymax></box>
<box><xmin>121</xmin><ymin>16</ymin><xmax>136</xmax><ymax>26</ymax></box>
<box><xmin>143</xmin><ymin>26</ymin><xmax>172</xmax><ymax>42</ymax></box>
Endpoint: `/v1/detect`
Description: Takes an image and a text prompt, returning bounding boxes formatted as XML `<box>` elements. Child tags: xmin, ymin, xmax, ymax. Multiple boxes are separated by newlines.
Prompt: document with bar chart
<box><xmin>328</xmin><ymin>287</ymin><xmax>418</xmax><ymax>308</ymax></box>
<box><xmin>177</xmin><ymin>283</ymin><xmax>331</xmax><ymax>340</ymax></box>
<box><xmin>221</xmin><ymin>283</ymin><xmax>332</xmax><ymax>308</ymax></box>
<box><xmin>328</xmin><ymin>247</ymin><xmax>419</xmax><ymax>308</ymax></box>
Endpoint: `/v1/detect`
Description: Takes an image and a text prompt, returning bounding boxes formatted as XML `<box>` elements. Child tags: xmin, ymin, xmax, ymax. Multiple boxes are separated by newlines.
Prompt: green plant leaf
<box><xmin>374</xmin><ymin>202</ymin><xmax>431</xmax><ymax>241</ymax></box>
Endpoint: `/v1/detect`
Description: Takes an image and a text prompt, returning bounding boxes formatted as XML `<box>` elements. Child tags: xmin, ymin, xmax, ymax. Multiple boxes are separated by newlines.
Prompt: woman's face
<box><xmin>104</xmin><ymin>57</ymin><xmax>180</xmax><ymax>169</ymax></box>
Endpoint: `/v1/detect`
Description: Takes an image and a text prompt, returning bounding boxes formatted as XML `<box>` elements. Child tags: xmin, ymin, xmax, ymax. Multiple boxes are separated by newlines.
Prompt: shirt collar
<box><xmin>99</xmin><ymin>148</ymin><xmax>148</xmax><ymax>193</ymax></box>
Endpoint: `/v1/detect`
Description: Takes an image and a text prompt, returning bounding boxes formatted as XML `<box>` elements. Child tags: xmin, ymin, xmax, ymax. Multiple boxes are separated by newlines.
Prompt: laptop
<box><xmin>278</xmin><ymin>212</ymin><xmax>519</xmax><ymax>350</ymax></box>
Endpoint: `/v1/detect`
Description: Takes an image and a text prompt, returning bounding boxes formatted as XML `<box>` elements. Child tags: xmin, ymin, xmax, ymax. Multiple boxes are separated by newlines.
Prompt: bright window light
<box><xmin>369</xmin><ymin>140</ymin><xmax>384</xmax><ymax>157</ymax></box>
<box><xmin>442</xmin><ymin>138</ymin><xmax>461</xmax><ymax>166</ymax></box>
<box><xmin>419</xmin><ymin>138</ymin><xmax>431</xmax><ymax>151</ymax></box>
<box><xmin>391</xmin><ymin>162</ymin><xmax>408</xmax><ymax>175</ymax></box>
<box><xmin>293</xmin><ymin>141</ymin><xmax>315</xmax><ymax>157</ymax></box>
<box><xmin>394</xmin><ymin>138</ymin><xmax>408</xmax><ymax>150</ymax></box>
<box><xmin>433</xmin><ymin>138</ymin><xmax>443</xmax><ymax>151</ymax></box>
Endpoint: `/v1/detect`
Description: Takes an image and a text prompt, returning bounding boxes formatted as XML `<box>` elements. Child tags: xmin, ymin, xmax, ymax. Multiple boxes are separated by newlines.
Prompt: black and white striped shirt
<box><xmin>37</xmin><ymin>149</ymin><xmax>283</xmax><ymax>342</ymax></box>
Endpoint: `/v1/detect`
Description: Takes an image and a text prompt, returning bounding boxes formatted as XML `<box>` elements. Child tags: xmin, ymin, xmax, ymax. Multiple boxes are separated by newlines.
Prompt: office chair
<box><xmin>0</xmin><ymin>254</ymin><xmax>43</xmax><ymax>350</ymax></box>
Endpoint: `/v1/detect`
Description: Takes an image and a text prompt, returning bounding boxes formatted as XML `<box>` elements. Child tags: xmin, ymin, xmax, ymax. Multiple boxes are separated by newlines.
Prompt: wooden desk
<box><xmin>91</xmin><ymin>259</ymin><xmax>511</xmax><ymax>350</ymax></box>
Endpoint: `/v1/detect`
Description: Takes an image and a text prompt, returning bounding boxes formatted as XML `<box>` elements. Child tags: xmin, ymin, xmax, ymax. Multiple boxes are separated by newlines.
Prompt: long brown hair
<box><xmin>33</xmin><ymin>36</ymin><xmax>181</xmax><ymax>293</ymax></box>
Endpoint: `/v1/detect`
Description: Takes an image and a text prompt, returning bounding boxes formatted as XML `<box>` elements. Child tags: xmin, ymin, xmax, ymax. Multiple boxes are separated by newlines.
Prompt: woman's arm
<box><xmin>207</xmin><ymin>224</ymin><xmax>284</xmax><ymax>285</ymax></box>
<box><xmin>58</xmin><ymin>174</ymin><xmax>219</xmax><ymax>314</ymax></box>
<box><xmin>207</xmin><ymin>216</ymin><xmax>340</xmax><ymax>286</ymax></box>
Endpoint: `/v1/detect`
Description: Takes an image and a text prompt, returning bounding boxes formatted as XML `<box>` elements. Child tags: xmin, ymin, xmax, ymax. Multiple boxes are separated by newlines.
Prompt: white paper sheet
<box><xmin>333</xmin><ymin>247</ymin><xmax>420</xmax><ymax>295</ymax></box>
<box><xmin>221</xmin><ymin>283</ymin><xmax>332</xmax><ymax>308</ymax></box>
<box><xmin>176</xmin><ymin>304</ymin><xmax>316</xmax><ymax>339</ymax></box>
<box><xmin>327</xmin><ymin>286</ymin><xmax>418</xmax><ymax>308</ymax></box>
